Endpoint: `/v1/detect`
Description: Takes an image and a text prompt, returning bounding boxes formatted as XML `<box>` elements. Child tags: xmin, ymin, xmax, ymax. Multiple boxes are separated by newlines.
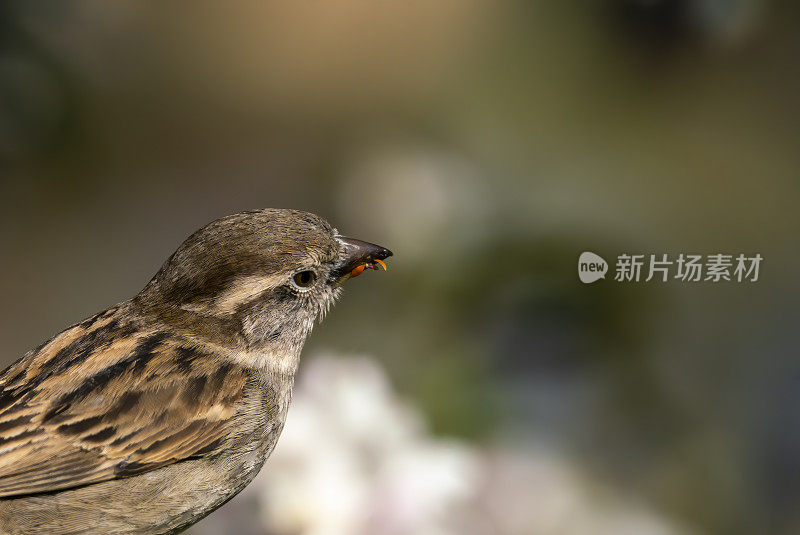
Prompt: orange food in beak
<box><xmin>348</xmin><ymin>258</ymin><xmax>388</xmax><ymax>278</ymax></box>
<box><xmin>349</xmin><ymin>264</ymin><xmax>367</xmax><ymax>278</ymax></box>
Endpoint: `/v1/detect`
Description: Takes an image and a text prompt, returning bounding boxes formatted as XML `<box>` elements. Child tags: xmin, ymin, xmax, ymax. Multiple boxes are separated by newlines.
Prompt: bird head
<box><xmin>136</xmin><ymin>209</ymin><xmax>392</xmax><ymax>353</ymax></box>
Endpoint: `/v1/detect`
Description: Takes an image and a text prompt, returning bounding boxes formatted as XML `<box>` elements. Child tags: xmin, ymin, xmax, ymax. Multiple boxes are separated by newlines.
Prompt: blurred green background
<box><xmin>1</xmin><ymin>1</ymin><xmax>799</xmax><ymax>534</ymax></box>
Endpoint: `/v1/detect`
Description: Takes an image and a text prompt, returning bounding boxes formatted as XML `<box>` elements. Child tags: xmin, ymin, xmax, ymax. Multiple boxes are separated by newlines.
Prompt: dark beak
<box><xmin>331</xmin><ymin>236</ymin><xmax>393</xmax><ymax>282</ymax></box>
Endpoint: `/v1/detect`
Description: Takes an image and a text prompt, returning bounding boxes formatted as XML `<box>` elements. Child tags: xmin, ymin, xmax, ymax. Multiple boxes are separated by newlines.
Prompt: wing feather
<box><xmin>0</xmin><ymin>307</ymin><xmax>248</xmax><ymax>497</ymax></box>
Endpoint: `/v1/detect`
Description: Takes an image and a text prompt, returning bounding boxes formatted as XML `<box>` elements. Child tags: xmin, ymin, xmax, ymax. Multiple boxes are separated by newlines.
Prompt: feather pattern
<box><xmin>0</xmin><ymin>307</ymin><xmax>248</xmax><ymax>498</ymax></box>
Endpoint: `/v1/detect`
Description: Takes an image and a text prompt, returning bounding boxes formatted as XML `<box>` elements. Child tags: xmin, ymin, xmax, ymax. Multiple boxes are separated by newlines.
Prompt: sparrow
<box><xmin>0</xmin><ymin>209</ymin><xmax>392</xmax><ymax>534</ymax></box>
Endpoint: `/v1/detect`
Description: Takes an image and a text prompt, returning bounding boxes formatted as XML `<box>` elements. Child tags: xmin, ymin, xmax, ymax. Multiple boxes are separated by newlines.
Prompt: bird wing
<box><xmin>0</xmin><ymin>307</ymin><xmax>248</xmax><ymax>498</ymax></box>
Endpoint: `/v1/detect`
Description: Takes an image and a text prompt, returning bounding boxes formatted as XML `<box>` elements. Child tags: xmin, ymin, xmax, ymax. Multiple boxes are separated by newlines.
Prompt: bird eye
<box><xmin>291</xmin><ymin>270</ymin><xmax>317</xmax><ymax>289</ymax></box>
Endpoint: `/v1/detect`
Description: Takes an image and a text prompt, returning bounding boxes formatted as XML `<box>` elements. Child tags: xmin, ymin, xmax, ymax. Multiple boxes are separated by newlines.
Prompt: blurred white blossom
<box><xmin>190</xmin><ymin>355</ymin><xmax>693</xmax><ymax>535</ymax></box>
<box><xmin>260</xmin><ymin>355</ymin><xmax>480</xmax><ymax>535</ymax></box>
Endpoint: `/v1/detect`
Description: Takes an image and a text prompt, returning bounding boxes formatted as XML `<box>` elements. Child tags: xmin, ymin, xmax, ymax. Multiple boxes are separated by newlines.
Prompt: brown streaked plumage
<box><xmin>0</xmin><ymin>209</ymin><xmax>392</xmax><ymax>534</ymax></box>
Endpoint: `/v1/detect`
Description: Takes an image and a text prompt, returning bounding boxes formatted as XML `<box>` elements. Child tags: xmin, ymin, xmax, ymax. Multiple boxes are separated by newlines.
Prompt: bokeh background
<box><xmin>1</xmin><ymin>1</ymin><xmax>799</xmax><ymax>534</ymax></box>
